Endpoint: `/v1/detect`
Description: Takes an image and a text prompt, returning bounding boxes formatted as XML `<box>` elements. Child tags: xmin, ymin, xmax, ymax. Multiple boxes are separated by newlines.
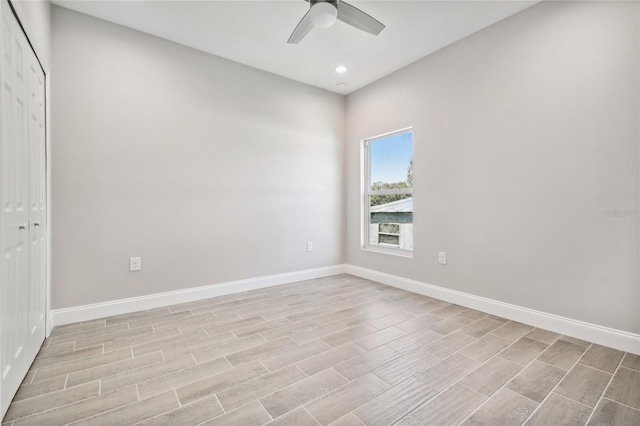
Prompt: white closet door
<box><xmin>26</xmin><ymin>29</ymin><xmax>46</xmax><ymax>354</ymax></box>
<box><xmin>0</xmin><ymin>0</ymin><xmax>47</xmax><ymax>417</ymax></box>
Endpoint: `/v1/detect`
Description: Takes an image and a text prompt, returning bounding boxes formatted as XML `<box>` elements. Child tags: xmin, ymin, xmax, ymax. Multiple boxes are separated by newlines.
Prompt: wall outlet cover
<box><xmin>130</xmin><ymin>257</ymin><xmax>141</xmax><ymax>271</ymax></box>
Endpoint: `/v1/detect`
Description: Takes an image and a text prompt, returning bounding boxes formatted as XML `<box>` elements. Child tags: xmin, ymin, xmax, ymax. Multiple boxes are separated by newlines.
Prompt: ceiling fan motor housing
<box><xmin>288</xmin><ymin>0</ymin><xmax>384</xmax><ymax>44</ymax></box>
<box><xmin>310</xmin><ymin>0</ymin><xmax>338</xmax><ymax>6</ymax></box>
<box><xmin>310</xmin><ymin>0</ymin><xmax>339</xmax><ymax>28</ymax></box>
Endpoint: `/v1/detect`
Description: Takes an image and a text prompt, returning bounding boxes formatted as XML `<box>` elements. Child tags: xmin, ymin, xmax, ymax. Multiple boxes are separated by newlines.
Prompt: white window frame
<box><xmin>361</xmin><ymin>127</ymin><xmax>413</xmax><ymax>258</ymax></box>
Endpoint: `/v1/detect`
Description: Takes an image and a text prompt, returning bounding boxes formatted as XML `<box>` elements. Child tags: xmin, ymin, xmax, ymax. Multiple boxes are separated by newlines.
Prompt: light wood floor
<box><xmin>3</xmin><ymin>275</ymin><xmax>639</xmax><ymax>426</ymax></box>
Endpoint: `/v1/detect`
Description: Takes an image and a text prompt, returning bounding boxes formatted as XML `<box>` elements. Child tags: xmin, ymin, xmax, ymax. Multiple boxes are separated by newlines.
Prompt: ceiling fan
<box><xmin>288</xmin><ymin>0</ymin><xmax>385</xmax><ymax>44</ymax></box>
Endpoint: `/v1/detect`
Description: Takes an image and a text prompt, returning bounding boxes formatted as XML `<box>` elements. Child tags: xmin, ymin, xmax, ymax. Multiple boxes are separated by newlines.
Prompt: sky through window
<box><xmin>370</xmin><ymin>131</ymin><xmax>413</xmax><ymax>185</ymax></box>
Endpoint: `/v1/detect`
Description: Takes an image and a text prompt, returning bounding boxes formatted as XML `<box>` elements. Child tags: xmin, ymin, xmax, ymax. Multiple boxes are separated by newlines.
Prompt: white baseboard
<box><xmin>345</xmin><ymin>265</ymin><xmax>640</xmax><ymax>355</ymax></box>
<box><xmin>50</xmin><ymin>263</ymin><xmax>640</xmax><ymax>355</ymax></box>
<box><xmin>51</xmin><ymin>264</ymin><xmax>347</xmax><ymax>326</ymax></box>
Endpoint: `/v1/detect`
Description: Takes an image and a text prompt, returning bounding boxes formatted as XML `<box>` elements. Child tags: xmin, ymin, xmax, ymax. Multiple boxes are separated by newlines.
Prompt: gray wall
<box><xmin>346</xmin><ymin>1</ymin><xmax>640</xmax><ymax>333</ymax></box>
<box><xmin>51</xmin><ymin>6</ymin><xmax>345</xmax><ymax>309</ymax></box>
<box><xmin>52</xmin><ymin>1</ymin><xmax>640</xmax><ymax>335</ymax></box>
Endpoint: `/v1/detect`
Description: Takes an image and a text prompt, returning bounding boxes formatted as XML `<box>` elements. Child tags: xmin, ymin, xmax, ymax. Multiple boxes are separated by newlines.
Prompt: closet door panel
<box><xmin>0</xmin><ymin>0</ymin><xmax>46</xmax><ymax>416</ymax></box>
<box><xmin>27</xmin><ymin>53</ymin><xmax>46</xmax><ymax>345</ymax></box>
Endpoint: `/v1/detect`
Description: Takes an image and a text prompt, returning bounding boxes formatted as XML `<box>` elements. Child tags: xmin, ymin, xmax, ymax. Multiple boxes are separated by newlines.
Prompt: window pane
<box><xmin>370</xmin><ymin>131</ymin><xmax>413</xmax><ymax>191</ymax></box>
<box><xmin>368</xmin><ymin>195</ymin><xmax>413</xmax><ymax>250</ymax></box>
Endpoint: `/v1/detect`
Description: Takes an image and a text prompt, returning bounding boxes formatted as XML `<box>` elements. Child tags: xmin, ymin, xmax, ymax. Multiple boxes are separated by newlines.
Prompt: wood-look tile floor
<box><xmin>3</xmin><ymin>274</ymin><xmax>640</xmax><ymax>426</ymax></box>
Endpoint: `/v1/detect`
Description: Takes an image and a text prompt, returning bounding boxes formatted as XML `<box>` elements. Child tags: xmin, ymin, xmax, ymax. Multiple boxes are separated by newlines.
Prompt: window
<box><xmin>363</xmin><ymin>128</ymin><xmax>413</xmax><ymax>256</ymax></box>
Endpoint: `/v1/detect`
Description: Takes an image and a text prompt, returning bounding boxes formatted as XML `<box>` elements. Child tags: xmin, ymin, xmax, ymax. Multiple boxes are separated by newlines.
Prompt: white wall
<box><xmin>51</xmin><ymin>6</ymin><xmax>345</xmax><ymax>309</ymax></box>
<box><xmin>346</xmin><ymin>1</ymin><xmax>640</xmax><ymax>334</ymax></box>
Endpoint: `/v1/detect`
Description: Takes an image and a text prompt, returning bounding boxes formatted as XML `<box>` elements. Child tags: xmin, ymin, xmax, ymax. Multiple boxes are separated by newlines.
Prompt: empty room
<box><xmin>0</xmin><ymin>0</ymin><xmax>638</xmax><ymax>425</ymax></box>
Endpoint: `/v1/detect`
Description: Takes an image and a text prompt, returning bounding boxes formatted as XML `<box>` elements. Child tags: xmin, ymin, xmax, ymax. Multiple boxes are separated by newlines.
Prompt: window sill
<box><xmin>362</xmin><ymin>245</ymin><xmax>413</xmax><ymax>258</ymax></box>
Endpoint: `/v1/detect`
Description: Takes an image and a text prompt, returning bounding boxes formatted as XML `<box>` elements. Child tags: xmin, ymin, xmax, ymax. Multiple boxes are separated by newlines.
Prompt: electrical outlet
<box><xmin>438</xmin><ymin>252</ymin><xmax>447</xmax><ymax>265</ymax></box>
<box><xmin>130</xmin><ymin>257</ymin><xmax>141</xmax><ymax>271</ymax></box>
<box><xmin>307</xmin><ymin>242</ymin><xmax>313</xmax><ymax>252</ymax></box>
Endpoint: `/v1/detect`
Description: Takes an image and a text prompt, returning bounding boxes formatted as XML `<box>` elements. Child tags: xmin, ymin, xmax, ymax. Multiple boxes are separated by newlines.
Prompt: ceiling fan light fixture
<box><xmin>310</xmin><ymin>2</ymin><xmax>338</xmax><ymax>28</ymax></box>
<box><xmin>287</xmin><ymin>0</ymin><xmax>384</xmax><ymax>44</ymax></box>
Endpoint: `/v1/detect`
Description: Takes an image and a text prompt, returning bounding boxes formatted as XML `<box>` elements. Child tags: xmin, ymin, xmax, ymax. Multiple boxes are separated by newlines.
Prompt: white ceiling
<box><xmin>52</xmin><ymin>0</ymin><xmax>537</xmax><ymax>94</ymax></box>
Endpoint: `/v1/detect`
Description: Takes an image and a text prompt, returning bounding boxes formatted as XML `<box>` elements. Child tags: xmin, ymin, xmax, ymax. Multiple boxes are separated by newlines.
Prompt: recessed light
<box><xmin>336</xmin><ymin>82</ymin><xmax>347</xmax><ymax>87</ymax></box>
<box><xmin>334</xmin><ymin>65</ymin><xmax>348</xmax><ymax>74</ymax></box>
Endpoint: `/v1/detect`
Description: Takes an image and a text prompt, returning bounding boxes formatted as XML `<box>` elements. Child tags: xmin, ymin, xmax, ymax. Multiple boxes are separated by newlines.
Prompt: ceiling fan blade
<box><xmin>336</xmin><ymin>1</ymin><xmax>385</xmax><ymax>36</ymax></box>
<box><xmin>288</xmin><ymin>9</ymin><xmax>315</xmax><ymax>44</ymax></box>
